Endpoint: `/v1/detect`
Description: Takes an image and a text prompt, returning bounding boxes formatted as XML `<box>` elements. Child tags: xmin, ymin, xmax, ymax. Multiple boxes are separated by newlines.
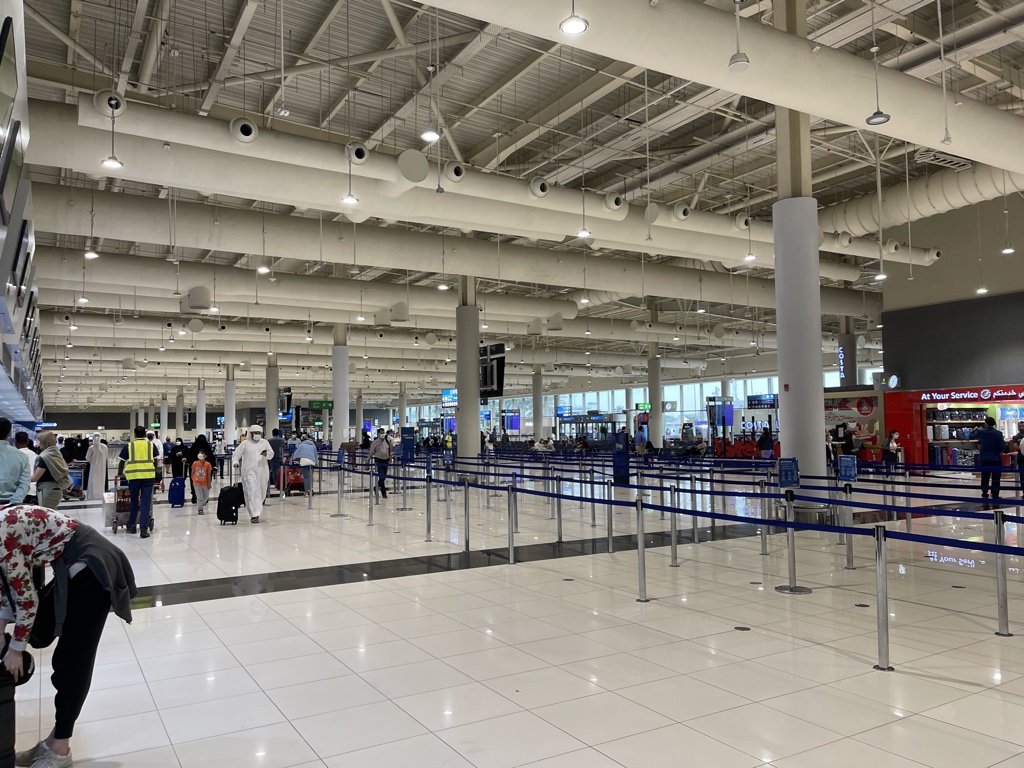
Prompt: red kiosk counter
<box><xmin>884</xmin><ymin>384</ymin><xmax>1024</xmax><ymax>467</ymax></box>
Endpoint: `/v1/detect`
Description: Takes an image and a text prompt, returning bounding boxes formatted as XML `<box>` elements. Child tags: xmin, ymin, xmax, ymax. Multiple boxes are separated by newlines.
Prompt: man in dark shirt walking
<box><xmin>268</xmin><ymin>429</ymin><xmax>286</xmax><ymax>494</ymax></box>
<box><xmin>975</xmin><ymin>417</ymin><xmax>1007</xmax><ymax>500</ymax></box>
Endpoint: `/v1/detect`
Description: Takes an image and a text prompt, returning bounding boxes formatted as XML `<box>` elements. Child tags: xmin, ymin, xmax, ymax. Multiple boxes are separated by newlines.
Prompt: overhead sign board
<box><xmin>837</xmin><ymin>333</ymin><xmax>859</xmax><ymax>388</ymax></box>
<box><xmin>746</xmin><ymin>394</ymin><xmax>779</xmax><ymax>410</ymax></box>
<box><xmin>308</xmin><ymin>400</ymin><xmax>333</xmax><ymax>410</ymax></box>
<box><xmin>441</xmin><ymin>388</ymin><xmax>458</xmax><ymax>408</ymax></box>
<box><xmin>636</xmin><ymin>403</ymin><xmax>652</xmax><ymax>412</ymax></box>
<box><xmin>35</xmin><ymin>421</ymin><xmax>56</xmax><ymax>429</ymax></box>
<box><xmin>913</xmin><ymin>385</ymin><xmax>1024</xmax><ymax>403</ymax></box>
<box><xmin>661</xmin><ymin>401</ymin><xmax>678</xmax><ymax>412</ymax></box>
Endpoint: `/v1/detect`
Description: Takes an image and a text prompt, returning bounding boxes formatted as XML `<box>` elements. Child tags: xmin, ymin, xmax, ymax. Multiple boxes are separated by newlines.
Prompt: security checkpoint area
<box><xmin>5</xmin><ymin>0</ymin><xmax>1024</xmax><ymax>763</ymax></box>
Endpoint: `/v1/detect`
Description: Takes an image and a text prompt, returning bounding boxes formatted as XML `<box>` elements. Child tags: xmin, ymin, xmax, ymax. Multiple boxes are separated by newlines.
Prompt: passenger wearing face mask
<box><xmin>168</xmin><ymin>438</ymin><xmax>187</xmax><ymax>479</ymax></box>
<box><xmin>232</xmin><ymin>426</ymin><xmax>271</xmax><ymax>523</ymax></box>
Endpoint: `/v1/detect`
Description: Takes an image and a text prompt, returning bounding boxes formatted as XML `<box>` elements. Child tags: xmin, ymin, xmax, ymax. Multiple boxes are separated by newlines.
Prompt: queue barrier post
<box><xmin>994</xmin><ymin>508</ymin><xmax>1014</xmax><ymax>638</ymax></box>
<box><xmin>758</xmin><ymin>479</ymin><xmax>769</xmax><ymax>556</ymax></box>
<box><xmin>774</xmin><ymin>491</ymin><xmax>812</xmax><ymax>595</ymax></box>
<box><xmin>368</xmin><ymin>471</ymin><xmax>376</xmax><ymax>527</ymax></box>
<box><xmin>669</xmin><ymin>485</ymin><xmax>680</xmax><ymax>568</ymax></box>
<box><xmin>555</xmin><ymin>476</ymin><xmax>563</xmax><ymax>544</ymax></box>
<box><xmin>590</xmin><ymin>469</ymin><xmax>597</xmax><ymax>527</ymax></box>
<box><xmin>844</xmin><ymin>482</ymin><xmax>856</xmax><ymax>570</ymax></box>
<box><xmin>279</xmin><ymin>465</ymin><xmax>285</xmax><ymax>505</ymax></box>
<box><xmin>445</xmin><ymin>470</ymin><xmax>452</xmax><ymax>520</ymax></box>
<box><xmin>463</xmin><ymin>478</ymin><xmax>471</xmax><ymax>552</ymax></box>
<box><xmin>873</xmin><ymin>524</ymin><xmax>894</xmax><ymax>671</ymax></box>
<box><xmin>635</xmin><ymin>498</ymin><xmax>649</xmax><ymax>603</ymax></box>
<box><xmin>690</xmin><ymin>475</ymin><xmax>699</xmax><ymax>544</ymax></box>
<box><xmin>507</xmin><ymin>484</ymin><xmax>516</xmax><ymax>565</ymax></box>
<box><xmin>425</xmin><ymin>474</ymin><xmax>433</xmax><ymax>542</ymax></box>
<box><xmin>606</xmin><ymin>480</ymin><xmax>615</xmax><ymax>553</ymax></box>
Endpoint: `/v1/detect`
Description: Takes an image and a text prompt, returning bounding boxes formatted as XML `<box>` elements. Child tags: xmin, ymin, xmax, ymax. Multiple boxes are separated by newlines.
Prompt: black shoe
<box><xmin>127</xmin><ymin>526</ymin><xmax>137</xmax><ymax>534</ymax></box>
<box><xmin>381</xmin><ymin>490</ymin><xmax>388</xmax><ymax>499</ymax></box>
<box><xmin>140</xmin><ymin>529</ymin><xmax>150</xmax><ymax>539</ymax></box>
<box><xmin>250</xmin><ymin>516</ymin><xmax>260</xmax><ymax>524</ymax></box>
<box><xmin>149</xmin><ymin>519</ymin><xmax>155</xmax><ymax>531</ymax></box>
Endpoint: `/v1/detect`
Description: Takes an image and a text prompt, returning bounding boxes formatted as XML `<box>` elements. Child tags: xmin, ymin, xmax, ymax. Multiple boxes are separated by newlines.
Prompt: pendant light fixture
<box><xmin>872</xmin><ymin>135</ymin><xmax>887</xmax><ymax>282</ymax></box>
<box><xmin>975</xmin><ymin>206</ymin><xmax>987</xmax><ymax>294</ymax></box>
<box><xmin>341</xmin><ymin>2</ymin><xmax>359</xmax><ymax>205</ymax></box>
<box><xmin>936</xmin><ymin>0</ymin><xmax>951</xmax><ymax>145</ymax></box>
<box><xmin>421</xmin><ymin>15</ymin><xmax>441</xmax><ymax>143</ymax></box>
<box><xmin>210</xmin><ymin>268</ymin><xmax>219</xmax><ymax>313</ymax></box>
<box><xmin>743</xmin><ymin>190</ymin><xmax>756</xmax><ymax>261</ymax></box>
<box><xmin>728</xmin><ymin>0</ymin><xmax>750</xmax><ymax>72</ymax></box>
<box><xmin>577</xmin><ymin>189</ymin><xmax>590</xmax><ymax>238</ymax></box>
<box><xmin>356</xmin><ymin>291</ymin><xmax>365</xmax><ymax>322</ymax></box>
<box><xmin>865</xmin><ymin>3</ymin><xmax>890</xmax><ymax>125</ymax></box>
<box><xmin>101</xmin><ymin>100</ymin><xmax>123</xmax><ymax>169</ymax></box>
<box><xmin>84</xmin><ymin>193</ymin><xmax>99</xmax><ymax>259</ymax></box>
<box><xmin>559</xmin><ymin>0</ymin><xmax>589</xmax><ymax>35</ymax></box>
<box><xmin>1001</xmin><ymin>172</ymin><xmax>1015</xmax><ymax>254</ymax></box>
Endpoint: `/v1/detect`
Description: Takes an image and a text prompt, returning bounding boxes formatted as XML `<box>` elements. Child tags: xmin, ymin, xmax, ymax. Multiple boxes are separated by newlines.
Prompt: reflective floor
<box><xmin>21</xmin><ymin>474</ymin><xmax>1024</xmax><ymax>767</ymax></box>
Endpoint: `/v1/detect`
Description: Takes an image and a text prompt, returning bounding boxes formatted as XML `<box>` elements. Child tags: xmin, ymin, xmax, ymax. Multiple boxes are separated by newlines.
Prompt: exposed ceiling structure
<box><xmin>21</xmin><ymin>0</ymin><xmax>1024</xmax><ymax>411</ymax></box>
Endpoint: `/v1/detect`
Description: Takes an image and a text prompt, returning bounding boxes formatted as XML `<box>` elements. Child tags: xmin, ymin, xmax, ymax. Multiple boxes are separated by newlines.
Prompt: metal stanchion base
<box><xmin>396</xmin><ymin>506</ymin><xmax>413</xmax><ymax>512</ymax></box>
<box><xmin>636</xmin><ymin>598</ymin><xmax>650</xmax><ymax>603</ymax></box>
<box><xmin>774</xmin><ymin>585</ymin><xmax>813</xmax><ymax>595</ymax></box>
<box><xmin>873</xmin><ymin>664</ymin><xmax>895</xmax><ymax>672</ymax></box>
<box><xmin>996</xmin><ymin>631</ymin><xmax>1015</xmax><ymax>637</ymax></box>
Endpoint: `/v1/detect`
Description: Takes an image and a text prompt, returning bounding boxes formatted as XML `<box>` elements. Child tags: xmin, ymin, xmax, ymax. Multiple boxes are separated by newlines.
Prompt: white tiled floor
<box><xmin>17</xmin><ymin>464</ymin><xmax>1024</xmax><ymax>766</ymax></box>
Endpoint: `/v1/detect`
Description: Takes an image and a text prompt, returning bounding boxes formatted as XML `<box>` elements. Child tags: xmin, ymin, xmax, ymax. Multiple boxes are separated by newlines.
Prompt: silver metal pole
<box><xmin>708</xmin><ymin>468</ymin><xmax>717</xmax><ymax>539</ymax></box>
<box><xmin>279</xmin><ymin>464</ymin><xmax>285</xmax><ymax>504</ymax></box>
<box><xmin>485</xmin><ymin>461</ymin><xmax>492</xmax><ymax>509</ymax></box>
<box><xmin>669</xmin><ymin>485</ymin><xmax>679</xmax><ymax>567</ymax></box>
<box><xmin>994</xmin><ymin>508</ymin><xmax>1014</xmax><ymax>637</ymax></box>
<box><xmin>606</xmin><ymin>480</ymin><xmax>615</xmax><ymax>553</ymax></box>
<box><xmin>463</xmin><ymin>478</ymin><xmax>471</xmax><ymax>552</ymax></box>
<box><xmin>445</xmin><ymin>470</ymin><xmax>452</xmax><ymax>519</ymax></box>
<box><xmin>548</xmin><ymin>469</ymin><xmax>556</xmax><ymax>519</ymax></box>
<box><xmin>660</xmin><ymin>481</ymin><xmax>667</xmax><ymax>520</ymax></box>
<box><xmin>307</xmin><ymin>473</ymin><xmax>313</xmax><ymax>510</ymax></box>
<box><xmin>774</xmin><ymin>493</ymin><xmax>811</xmax><ymax>595</ymax></box>
<box><xmin>590</xmin><ymin>469</ymin><xmax>597</xmax><ymax>527</ymax></box>
<box><xmin>690</xmin><ymin>475</ymin><xmax>699</xmax><ymax>544</ymax></box>
<box><xmin>425</xmin><ymin>475</ymin><xmax>433</xmax><ymax>542</ymax></box>
<box><xmin>844</xmin><ymin>483</ymin><xmax>856</xmax><ymax>570</ymax></box>
<box><xmin>507</xmin><ymin>483</ymin><xmax>516</xmax><ymax>565</ymax></box>
<box><xmin>873</xmin><ymin>524</ymin><xmax>894</xmax><ymax>671</ymax></box>
<box><xmin>635</xmin><ymin>498</ymin><xmax>649</xmax><ymax>603</ymax></box>
<box><xmin>555</xmin><ymin>476</ymin><xmax>563</xmax><ymax>543</ymax></box>
<box><xmin>368</xmin><ymin>475</ymin><xmax>376</xmax><ymax>527</ymax></box>
<box><xmin>758</xmin><ymin>479</ymin><xmax>768</xmax><ymax>556</ymax></box>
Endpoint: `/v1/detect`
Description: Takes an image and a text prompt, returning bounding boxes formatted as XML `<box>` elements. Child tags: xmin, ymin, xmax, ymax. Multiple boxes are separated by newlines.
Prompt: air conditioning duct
<box><xmin>229</xmin><ymin>117</ymin><xmax>258</xmax><ymax>144</ymax></box>
<box><xmin>672</xmin><ymin>203</ymin><xmax>690</xmax><ymax>221</ymax></box>
<box><xmin>346</xmin><ymin>141</ymin><xmax>369</xmax><ymax>165</ymax></box>
<box><xmin>529</xmin><ymin>178</ymin><xmax>550</xmax><ymax>198</ymax></box>
<box><xmin>547</xmin><ymin>313</ymin><xmax>563</xmax><ymax>331</ymax></box>
<box><xmin>604</xmin><ymin>192</ymin><xmax>623</xmax><ymax>211</ymax></box>
<box><xmin>444</xmin><ymin>161</ymin><xmax>465</xmax><ymax>183</ymax></box>
<box><xmin>373</xmin><ymin>310</ymin><xmax>391</xmax><ymax>327</ymax></box>
<box><xmin>390</xmin><ymin>301</ymin><xmax>409</xmax><ymax>323</ymax></box>
<box><xmin>181</xmin><ymin>286</ymin><xmax>212</xmax><ymax>313</ymax></box>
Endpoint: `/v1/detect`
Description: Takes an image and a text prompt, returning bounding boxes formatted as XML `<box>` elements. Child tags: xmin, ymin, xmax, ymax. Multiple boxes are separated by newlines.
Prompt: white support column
<box><xmin>265</xmin><ymin>360</ymin><xmax>279</xmax><ymax>436</ymax></box>
<box><xmin>355</xmin><ymin>390</ymin><xmax>364</xmax><ymax>440</ymax></box>
<box><xmin>455</xmin><ymin>277</ymin><xmax>481</xmax><ymax>460</ymax></box>
<box><xmin>774</xmin><ymin>197</ymin><xmax>827</xmax><ymax>477</ymax></box>
<box><xmin>136</xmin><ymin>406</ymin><xmax>145</xmax><ymax>428</ymax></box>
<box><xmin>532</xmin><ymin>369</ymin><xmax>543</xmax><ymax>439</ymax></box>
<box><xmin>175</xmin><ymin>388</ymin><xmax>184</xmax><ymax>438</ymax></box>
<box><xmin>146</xmin><ymin>401</ymin><xmax>156</xmax><ymax>431</ymax></box>
<box><xmin>159</xmin><ymin>395</ymin><xmax>169</xmax><ymax>440</ymax></box>
<box><xmin>332</xmin><ymin>324</ymin><xmax>350</xmax><ymax>444</ymax></box>
<box><xmin>648</xmin><ymin>348</ymin><xmax>663</xmax><ymax>448</ymax></box>
<box><xmin>398</xmin><ymin>384</ymin><xmax>407</xmax><ymax>430</ymax></box>
<box><xmin>224</xmin><ymin>365</ymin><xmax>237</xmax><ymax>445</ymax></box>
<box><xmin>196</xmin><ymin>378</ymin><xmax>207</xmax><ymax>438</ymax></box>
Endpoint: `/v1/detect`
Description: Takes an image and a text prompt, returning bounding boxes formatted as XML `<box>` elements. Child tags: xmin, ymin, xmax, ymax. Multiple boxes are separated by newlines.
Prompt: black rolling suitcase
<box><xmin>0</xmin><ymin>672</ymin><xmax>12</xmax><ymax>768</ymax></box>
<box><xmin>217</xmin><ymin>483</ymin><xmax>244</xmax><ymax>525</ymax></box>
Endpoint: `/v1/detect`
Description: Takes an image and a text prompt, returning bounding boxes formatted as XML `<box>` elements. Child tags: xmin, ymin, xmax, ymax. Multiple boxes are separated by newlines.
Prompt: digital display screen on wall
<box><xmin>441</xmin><ymin>388</ymin><xmax>458</xmax><ymax>408</ymax></box>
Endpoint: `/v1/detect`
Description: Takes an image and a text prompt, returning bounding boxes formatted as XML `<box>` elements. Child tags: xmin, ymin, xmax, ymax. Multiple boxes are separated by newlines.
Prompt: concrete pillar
<box><xmin>355</xmin><ymin>390</ymin><xmax>364</xmax><ymax>441</ymax></box>
<box><xmin>532</xmin><ymin>369</ymin><xmax>543</xmax><ymax>439</ymax></box>
<box><xmin>159</xmin><ymin>395</ymin><xmax>168</xmax><ymax>440</ymax></box>
<box><xmin>455</xmin><ymin>276</ymin><xmax>481</xmax><ymax>460</ymax></box>
<box><xmin>224</xmin><ymin>365</ymin><xmax>237</xmax><ymax>445</ymax></box>
<box><xmin>146</xmin><ymin>401</ymin><xmax>156</xmax><ymax>431</ymax></box>
<box><xmin>332</xmin><ymin>324</ymin><xmax>350</xmax><ymax>443</ymax></box>
<box><xmin>195</xmin><ymin>379</ymin><xmax>207</xmax><ymax>438</ymax></box>
<box><xmin>265</xmin><ymin>360</ymin><xmax>279</xmax><ymax>436</ymax></box>
<box><xmin>398</xmin><ymin>384</ymin><xmax>407</xmax><ymax>430</ymax></box>
<box><xmin>648</xmin><ymin>348</ymin><xmax>663</xmax><ymax>448</ymax></box>
<box><xmin>175</xmin><ymin>389</ymin><xmax>184</xmax><ymax>438</ymax></box>
<box><xmin>136</xmin><ymin>406</ymin><xmax>145</xmax><ymax>428</ymax></box>
<box><xmin>772</xmin><ymin>0</ymin><xmax>825</xmax><ymax>478</ymax></box>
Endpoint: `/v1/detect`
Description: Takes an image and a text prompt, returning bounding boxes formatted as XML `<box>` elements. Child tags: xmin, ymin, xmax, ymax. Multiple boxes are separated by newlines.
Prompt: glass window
<box><xmin>612</xmin><ymin>389</ymin><xmax>625</xmax><ymax>412</ymax></box>
<box><xmin>823</xmin><ymin>371</ymin><xmax>841</xmax><ymax>388</ymax></box>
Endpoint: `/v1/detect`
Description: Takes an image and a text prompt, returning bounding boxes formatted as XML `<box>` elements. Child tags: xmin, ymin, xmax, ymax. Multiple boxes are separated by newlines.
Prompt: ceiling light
<box><xmin>267</xmin><ymin>350</ymin><xmax>274</xmax><ymax>356</ymax></box>
<box><xmin>875</xmin><ymin>272</ymin><xmax>888</xmax><ymax>282</ymax></box>
<box><xmin>68</xmin><ymin>322</ymin><xmax>78</xmax><ymax>331</ymax></box>
<box><xmin>577</xmin><ymin>226</ymin><xmax>591</xmax><ymax>238</ymax></box>
<box><xmin>976</xmin><ymin>286</ymin><xmax>989</xmax><ymax>295</ymax></box>
<box><xmin>672</xmin><ymin>335</ymin><xmax>680</xmax><ymax>341</ymax></box>
<box><xmin>342</xmin><ymin>192</ymin><xmax>359</xmax><ymax>205</ymax></box>
<box><xmin>559</xmin><ymin>0</ymin><xmax>589</xmax><ymax>35</ymax></box>
<box><xmin>584</xmin><ymin>350</ymin><xmax>591</xmax><ymax>355</ymax></box>
<box><xmin>142</xmin><ymin>357</ymin><xmax>148</xmax><ymax>363</ymax></box>
<box><xmin>445</xmin><ymin>356</ymin><xmax>451</xmax><ymax>363</ymax></box>
<box><xmin>481</xmin><ymin>323</ymin><xmax>489</xmax><ymax>329</ymax></box>
<box><xmin>356</xmin><ymin>313</ymin><xmax>365</xmax><ymax>321</ymax></box>
<box><xmin>866</xmin><ymin>110</ymin><xmax>890</xmax><ymax>126</ymax></box>
<box><xmin>275</xmin><ymin>102</ymin><xmax>289</xmax><ymax>117</ymax></box>
<box><xmin>101</xmin><ymin>155</ymin><xmax>123</xmax><ymax>169</ymax></box>
<box><xmin>362</xmin><ymin>353</ymin><xmax>368</xmax><ymax>359</ymax></box>
<box><xmin>1002</xmin><ymin>243</ymin><xmax>1015</xmax><ymax>255</ymax></box>
<box><xmin>257</xmin><ymin>265</ymin><xmax>271</xmax><ymax>275</ymax></box>
<box><xmin>84</xmin><ymin>247</ymin><xmax>99</xmax><ymax>260</ymax></box>
<box><xmin>579</xmin><ymin>295</ymin><xmax>589</xmax><ymax>305</ymax></box>
<box><xmin>178</xmin><ymin>327</ymin><xmax>187</xmax><ymax>336</ymax></box>
<box><xmin>749</xmin><ymin>340</ymin><xmax>757</xmax><ymax>346</ymax></box>
<box><xmin>437</xmin><ymin>283</ymin><xmax>450</xmax><ymax>291</ymax></box>
<box><xmin>210</xmin><ymin>305</ymin><xmax>219</xmax><ymax>313</ymax></box>
<box><xmin>159</xmin><ymin>345</ymin><xmax>165</xmax><ymax>352</ymax></box>
<box><xmin>696</xmin><ymin>307</ymin><xmax>706</xmax><ymax>314</ymax></box>
<box><xmin>413</xmin><ymin>340</ymin><xmax>420</xmax><ymax>346</ymax></box>
<box><xmin>66</xmin><ymin>342</ymin><xmax>73</xmax><ymax>348</ymax></box>
<box><xmin>728</xmin><ymin>51</ymin><xmax>750</xmax><ymax>73</ymax></box>
<box><xmin>421</xmin><ymin>128</ymin><xmax>441</xmax><ymax>143</ymax></box>
<box><xmin>584</xmin><ymin>328</ymin><xmax>592</xmax><ymax>336</ymax></box>
<box><xmin>744</xmin><ymin>252</ymin><xmax>756</xmax><ymax>262</ymax></box>
<box><xmin>77</xmin><ymin>295</ymin><xmax>89</xmax><ymax>304</ymax></box>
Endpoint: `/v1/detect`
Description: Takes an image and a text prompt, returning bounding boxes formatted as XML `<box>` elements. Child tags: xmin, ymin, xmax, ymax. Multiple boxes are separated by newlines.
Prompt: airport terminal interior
<box><xmin>2</xmin><ymin>0</ymin><xmax>1024</xmax><ymax>764</ymax></box>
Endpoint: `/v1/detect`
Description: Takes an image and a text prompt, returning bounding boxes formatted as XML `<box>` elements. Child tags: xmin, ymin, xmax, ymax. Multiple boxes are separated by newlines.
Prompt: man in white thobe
<box><xmin>85</xmin><ymin>433</ymin><xmax>108</xmax><ymax>500</ymax></box>
<box><xmin>232</xmin><ymin>424</ymin><xmax>271</xmax><ymax>523</ymax></box>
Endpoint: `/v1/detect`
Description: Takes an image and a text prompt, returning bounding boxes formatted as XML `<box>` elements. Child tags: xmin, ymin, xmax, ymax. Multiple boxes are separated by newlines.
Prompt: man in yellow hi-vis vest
<box><xmin>117</xmin><ymin>425</ymin><xmax>159</xmax><ymax>538</ymax></box>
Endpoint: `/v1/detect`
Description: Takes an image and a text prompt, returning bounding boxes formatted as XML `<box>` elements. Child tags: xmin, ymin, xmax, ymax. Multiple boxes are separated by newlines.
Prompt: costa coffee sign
<box><xmin>915</xmin><ymin>386</ymin><xmax>1024</xmax><ymax>403</ymax></box>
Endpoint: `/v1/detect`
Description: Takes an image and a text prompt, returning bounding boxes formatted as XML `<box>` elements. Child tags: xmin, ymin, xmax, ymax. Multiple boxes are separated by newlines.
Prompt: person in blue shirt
<box><xmin>974</xmin><ymin>417</ymin><xmax>1007</xmax><ymax>500</ymax></box>
<box><xmin>290</xmin><ymin>434</ymin><xmax>319</xmax><ymax>496</ymax></box>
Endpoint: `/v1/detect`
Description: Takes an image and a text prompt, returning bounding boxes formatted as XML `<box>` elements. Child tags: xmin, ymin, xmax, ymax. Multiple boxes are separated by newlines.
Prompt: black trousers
<box><xmin>980</xmin><ymin>459</ymin><xmax>1003</xmax><ymax>499</ymax></box>
<box><xmin>50</xmin><ymin>569</ymin><xmax>111</xmax><ymax>739</ymax></box>
<box><xmin>375</xmin><ymin>459</ymin><xmax>389</xmax><ymax>495</ymax></box>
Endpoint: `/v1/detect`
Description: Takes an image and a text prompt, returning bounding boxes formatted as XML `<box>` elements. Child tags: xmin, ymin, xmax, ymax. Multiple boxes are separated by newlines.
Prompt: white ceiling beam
<box><xmin>198</xmin><ymin>0</ymin><xmax>260</xmax><ymax>117</ymax></box>
<box><xmin>263</xmin><ymin>0</ymin><xmax>350</xmax><ymax>119</ymax></box>
<box><xmin>116</xmin><ymin>0</ymin><xmax>151</xmax><ymax>94</ymax></box>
